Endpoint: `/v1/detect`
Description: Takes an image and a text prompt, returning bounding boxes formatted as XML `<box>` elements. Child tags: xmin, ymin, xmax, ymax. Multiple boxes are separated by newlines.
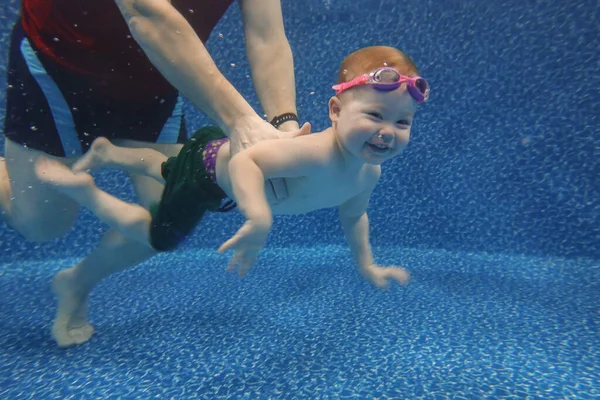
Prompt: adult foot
<box><xmin>51</xmin><ymin>267</ymin><xmax>95</xmax><ymax>348</ymax></box>
<box><xmin>72</xmin><ymin>137</ymin><xmax>114</xmax><ymax>173</ymax></box>
<box><xmin>0</xmin><ymin>158</ymin><xmax>12</xmax><ymax>223</ymax></box>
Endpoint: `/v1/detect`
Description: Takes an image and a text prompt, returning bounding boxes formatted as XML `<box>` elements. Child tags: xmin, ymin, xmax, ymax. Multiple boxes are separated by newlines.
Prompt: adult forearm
<box><xmin>340</xmin><ymin>212</ymin><xmax>375</xmax><ymax>271</ymax></box>
<box><xmin>115</xmin><ymin>0</ymin><xmax>258</xmax><ymax>132</ymax></box>
<box><xmin>246</xmin><ymin>37</ymin><xmax>297</xmax><ymax>125</ymax></box>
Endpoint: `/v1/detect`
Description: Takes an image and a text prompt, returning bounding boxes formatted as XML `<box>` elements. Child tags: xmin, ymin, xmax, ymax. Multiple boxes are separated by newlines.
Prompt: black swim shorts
<box><xmin>149</xmin><ymin>126</ymin><xmax>232</xmax><ymax>252</ymax></box>
<box><xmin>2</xmin><ymin>20</ymin><xmax>187</xmax><ymax>157</ymax></box>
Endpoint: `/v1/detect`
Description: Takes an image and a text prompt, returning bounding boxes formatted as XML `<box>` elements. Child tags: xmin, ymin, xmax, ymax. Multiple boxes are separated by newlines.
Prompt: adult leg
<box><xmin>0</xmin><ymin>158</ymin><xmax>9</xmax><ymax>220</ymax></box>
<box><xmin>0</xmin><ymin>138</ymin><xmax>79</xmax><ymax>241</ymax></box>
<box><xmin>48</xmin><ymin>140</ymin><xmax>182</xmax><ymax>347</ymax></box>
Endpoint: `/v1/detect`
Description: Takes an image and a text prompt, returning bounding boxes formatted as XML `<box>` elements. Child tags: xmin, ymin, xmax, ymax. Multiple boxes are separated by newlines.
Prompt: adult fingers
<box><xmin>280</xmin><ymin>122</ymin><xmax>311</xmax><ymax>140</ymax></box>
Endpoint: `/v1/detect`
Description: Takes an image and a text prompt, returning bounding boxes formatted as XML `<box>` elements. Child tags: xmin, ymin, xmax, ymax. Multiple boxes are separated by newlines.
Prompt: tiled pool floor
<box><xmin>1</xmin><ymin>246</ymin><xmax>598</xmax><ymax>399</ymax></box>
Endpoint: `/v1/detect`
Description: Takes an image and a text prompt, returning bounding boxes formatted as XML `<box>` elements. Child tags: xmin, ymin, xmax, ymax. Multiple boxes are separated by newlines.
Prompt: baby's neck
<box><xmin>327</xmin><ymin>127</ymin><xmax>368</xmax><ymax>172</ymax></box>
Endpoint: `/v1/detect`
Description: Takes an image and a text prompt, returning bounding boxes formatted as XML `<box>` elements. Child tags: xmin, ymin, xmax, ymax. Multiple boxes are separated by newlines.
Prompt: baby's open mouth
<box><xmin>366</xmin><ymin>142</ymin><xmax>389</xmax><ymax>153</ymax></box>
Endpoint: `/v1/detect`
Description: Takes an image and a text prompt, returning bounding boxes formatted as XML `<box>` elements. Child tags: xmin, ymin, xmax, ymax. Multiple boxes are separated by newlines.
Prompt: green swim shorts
<box><xmin>149</xmin><ymin>126</ymin><xmax>230</xmax><ymax>251</ymax></box>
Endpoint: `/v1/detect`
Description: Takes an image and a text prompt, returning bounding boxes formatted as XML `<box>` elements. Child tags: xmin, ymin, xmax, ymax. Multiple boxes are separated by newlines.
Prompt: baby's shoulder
<box><xmin>353</xmin><ymin>164</ymin><xmax>382</xmax><ymax>192</ymax></box>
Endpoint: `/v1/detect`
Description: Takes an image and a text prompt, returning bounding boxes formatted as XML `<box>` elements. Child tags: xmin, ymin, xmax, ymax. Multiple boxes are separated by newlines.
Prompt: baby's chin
<box><xmin>361</xmin><ymin>145</ymin><xmax>402</xmax><ymax>164</ymax></box>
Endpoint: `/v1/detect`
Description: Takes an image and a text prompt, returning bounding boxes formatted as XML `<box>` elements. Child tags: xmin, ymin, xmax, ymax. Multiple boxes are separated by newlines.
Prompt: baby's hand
<box><xmin>361</xmin><ymin>264</ymin><xmax>410</xmax><ymax>288</ymax></box>
<box><xmin>217</xmin><ymin>219</ymin><xmax>271</xmax><ymax>277</ymax></box>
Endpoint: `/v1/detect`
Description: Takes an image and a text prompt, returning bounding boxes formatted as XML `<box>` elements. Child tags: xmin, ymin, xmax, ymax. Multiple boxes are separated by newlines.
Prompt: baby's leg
<box><xmin>73</xmin><ymin>137</ymin><xmax>168</xmax><ymax>184</ymax></box>
<box><xmin>35</xmin><ymin>157</ymin><xmax>154</xmax><ymax>247</ymax></box>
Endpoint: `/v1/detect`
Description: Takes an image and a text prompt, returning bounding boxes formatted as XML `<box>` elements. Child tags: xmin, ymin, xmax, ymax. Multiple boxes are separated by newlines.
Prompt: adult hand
<box><xmin>228</xmin><ymin>116</ymin><xmax>311</xmax><ymax>157</ymax></box>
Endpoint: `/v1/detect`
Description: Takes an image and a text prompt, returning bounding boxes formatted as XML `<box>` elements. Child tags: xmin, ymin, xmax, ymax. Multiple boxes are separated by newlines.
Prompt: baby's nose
<box><xmin>375</xmin><ymin>133</ymin><xmax>393</xmax><ymax>144</ymax></box>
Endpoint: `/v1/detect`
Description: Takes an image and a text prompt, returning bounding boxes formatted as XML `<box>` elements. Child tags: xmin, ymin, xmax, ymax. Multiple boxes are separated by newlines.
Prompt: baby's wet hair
<box><xmin>337</xmin><ymin>46</ymin><xmax>420</xmax><ymax>84</ymax></box>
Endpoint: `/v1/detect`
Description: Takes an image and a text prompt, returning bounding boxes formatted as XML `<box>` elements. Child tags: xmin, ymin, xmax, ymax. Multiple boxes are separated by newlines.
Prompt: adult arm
<box><xmin>239</xmin><ymin>0</ymin><xmax>299</xmax><ymax>132</ymax></box>
<box><xmin>115</xmin><ymin>1</ymin><xmax>256</xmax><ymax>132</ymax></box>
<box><xmin>114</xmin><ymin>0</ymin><xmax>307</xmax><ymax>149</ymax></box>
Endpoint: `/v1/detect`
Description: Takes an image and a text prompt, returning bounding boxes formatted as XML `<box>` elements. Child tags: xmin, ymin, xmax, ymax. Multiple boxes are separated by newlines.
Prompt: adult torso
<box><xmin>21</xmin><ymin>0</ymin><xmax>235</xmax><ymax>101</ymax></box>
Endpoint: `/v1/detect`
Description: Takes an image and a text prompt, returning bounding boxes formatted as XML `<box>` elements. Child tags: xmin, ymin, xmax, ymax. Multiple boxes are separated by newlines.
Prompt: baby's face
<box><xmin>333</xmin><ymin>86</ymin><xmax>418</xmax><ymax>165</ymax></box>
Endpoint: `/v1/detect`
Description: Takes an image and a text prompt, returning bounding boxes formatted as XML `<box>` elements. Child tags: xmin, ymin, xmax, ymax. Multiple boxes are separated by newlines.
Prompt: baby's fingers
<box><xmin>218</xmin><ymin>236</ymin><xmax>238</xmax><ymax>254</ymax></box>
<box><xmin>226</xmin><ymin>253</ymin><xmax>241</xmax><ymax>273</ymax></box>
<box><xmin>237</xmin><ymin>252</ymin><xmax>258</xmax><ymax>276</ymax></box>
<box><xmin>225</xmin><ymin>252</ymin><xmax>256</xmax><ymax>277</ymax></box>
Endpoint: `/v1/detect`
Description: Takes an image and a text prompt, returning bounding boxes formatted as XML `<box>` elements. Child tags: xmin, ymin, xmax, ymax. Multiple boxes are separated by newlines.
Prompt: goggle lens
<box><xmin>414</xmin><ymin>78</ymin><xmax>429</xmax><ymax>95</ymax></box>
<box><xmin>372</xmin><ymin>68</ymin><xmax>400</xmax><ymax>83</ymax></box>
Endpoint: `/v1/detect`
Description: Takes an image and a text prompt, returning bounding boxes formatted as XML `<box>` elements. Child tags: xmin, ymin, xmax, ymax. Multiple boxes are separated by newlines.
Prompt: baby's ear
<box><xmin>328</xmin><ymin>96</ymin><xmax>342</xmax><ymax>123</ymax></box>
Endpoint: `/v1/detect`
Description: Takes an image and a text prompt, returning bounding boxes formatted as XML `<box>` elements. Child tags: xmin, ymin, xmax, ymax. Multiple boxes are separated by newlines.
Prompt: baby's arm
<box><xmin>216</xmin><ymin>147</ymin><xmax>274</xmax><ymax>276</ymax></box>
<box><xmin>218</xmin><ymin>136</ymin><xmax>327</xmax><ymax>275</ymax></box>
<box><xmin>338</xmin><ymin>186</ymin><xmax>410</xmax><ymax>288</ymax></box>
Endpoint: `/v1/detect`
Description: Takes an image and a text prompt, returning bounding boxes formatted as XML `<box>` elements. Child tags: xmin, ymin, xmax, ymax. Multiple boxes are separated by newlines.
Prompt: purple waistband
<box><xmin>202</xmin><ymin>138</ymin><xmax>229</xmax><ymax>182</ymax></box>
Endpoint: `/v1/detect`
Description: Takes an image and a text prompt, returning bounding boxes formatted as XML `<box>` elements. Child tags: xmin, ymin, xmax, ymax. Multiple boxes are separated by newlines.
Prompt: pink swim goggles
<box><xmin>332</xmin><ymin>66</ymin><xmax>430</xmax><ymax>103</ymax></box>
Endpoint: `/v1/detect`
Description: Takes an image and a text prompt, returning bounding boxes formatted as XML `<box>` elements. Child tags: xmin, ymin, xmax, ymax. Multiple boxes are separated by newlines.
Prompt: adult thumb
<box><xmin>286</xmin><ymin>122</ymin><xmax>311</xmax><ymax>139</ymax></box>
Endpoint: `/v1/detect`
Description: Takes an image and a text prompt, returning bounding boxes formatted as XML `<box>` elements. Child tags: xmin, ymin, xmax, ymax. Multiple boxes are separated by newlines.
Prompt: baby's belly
<box><xmin>217</xmin><ymin>166</ymin><xmax>354</xmax><ymax>215</ymax></box>
<box><xmin>269</xmin><ymin>197</ymin><xmax>325</xmax><ymax>215</ymax></box>
<box><xmin>218</xmin><ymin>174</ymin><xmax>301</xmax><ymax>213</ymax></box>
<box><xmin>268</xmin><ymin>182</ymin><xmax>352</xmax><ymax>215</ymax></box>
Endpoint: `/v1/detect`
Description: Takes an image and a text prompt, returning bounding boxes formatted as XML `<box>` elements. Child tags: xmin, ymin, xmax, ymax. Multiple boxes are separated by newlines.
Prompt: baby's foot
<box><xmin>72</xmin><ymin>137</ymin><xmax>114</xmax><ymax>173</ymax></box>
<box><xmin>35</xmin><ymin>156</ymin><xmax>94</xmax><ymax>196</ymax></box>
<box><xmin>51</xmin><ymin>267</ymin><xmax>95</xmax><ymax>348</ymax></box>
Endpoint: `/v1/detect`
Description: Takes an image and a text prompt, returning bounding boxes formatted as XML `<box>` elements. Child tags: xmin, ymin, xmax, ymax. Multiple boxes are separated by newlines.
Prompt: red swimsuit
<box><xmin>4</xmin><ymin>0</ymin><xmax>234</xmax><ymax>156</ymax></box>
<box><xmin>21</xmin><ymin>0</ymin><xmax>234</xmax><ymax>100</ymax></box>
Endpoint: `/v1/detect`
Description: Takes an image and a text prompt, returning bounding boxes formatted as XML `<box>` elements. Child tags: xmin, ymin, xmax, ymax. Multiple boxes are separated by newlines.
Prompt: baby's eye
<box><xmin>367</xmin><ymin>112</ymin><xmax>383</xmax><ymax>119</ymax></box>
<box><xmin>396</xmin><ymin>119</ymin><xmax>411</xmax><ymax>126</ymax></box>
